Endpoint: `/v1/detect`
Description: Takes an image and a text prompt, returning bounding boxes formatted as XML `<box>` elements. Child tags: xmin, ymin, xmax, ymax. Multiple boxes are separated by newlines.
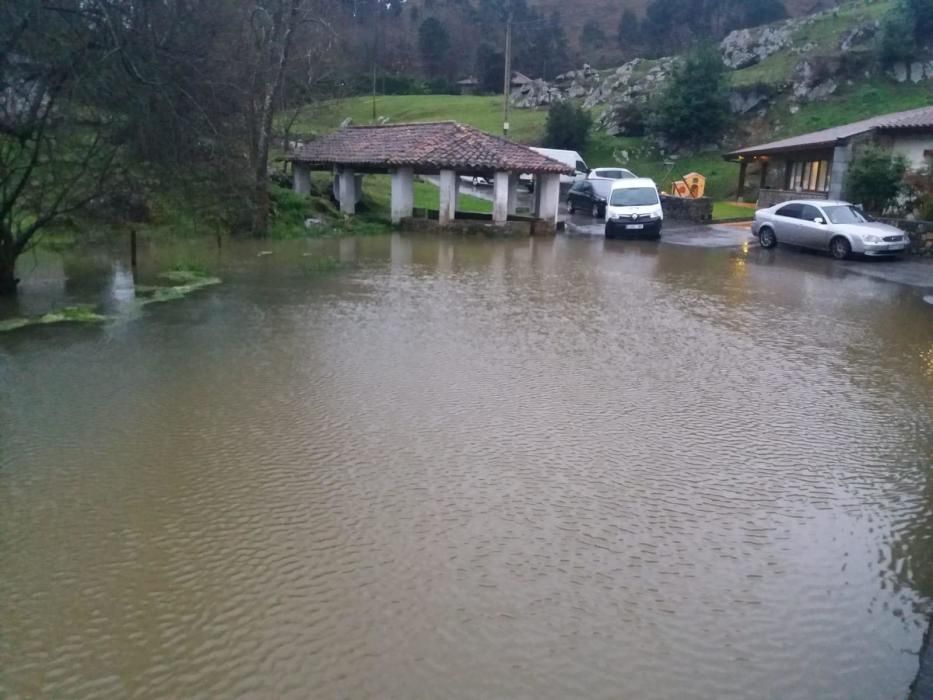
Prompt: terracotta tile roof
<box><xmin>725</xmin><ymin>106</ymin><xmax>933</xmax><ymax>159</ymax></box>
<box><xmin>288</xmin><ymin>121</ymin><xmax>573</xmax><ymax>174</ymax></box>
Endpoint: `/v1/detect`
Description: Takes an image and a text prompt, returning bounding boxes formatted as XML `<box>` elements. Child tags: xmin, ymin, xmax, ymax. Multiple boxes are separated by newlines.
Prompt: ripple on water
<box><xmin>0</xmin><ymin>237</ymin><xmax>931</xmax><ymax>699</ymax></box>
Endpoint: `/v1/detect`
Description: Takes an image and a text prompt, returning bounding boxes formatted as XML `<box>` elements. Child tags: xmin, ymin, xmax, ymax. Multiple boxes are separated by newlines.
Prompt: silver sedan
<box><xmin>752</xmin><ymin>200</ymin><xmax>909</xmax><ymax>260</ymax></box>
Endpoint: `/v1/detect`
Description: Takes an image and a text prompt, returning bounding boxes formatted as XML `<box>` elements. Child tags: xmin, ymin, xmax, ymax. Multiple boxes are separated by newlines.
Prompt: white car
<box><xmin>752</xmin><ymin>200</ymin><xmax>909</xmax><ymax>259</ymax></box>
<box><xmin>605</xmin><ymin>178</ymin><xmax>664</xmax><ymax>239</ymax></box>
<box><xmin>588</xmin><ymin>167</ymin><xmax>636</xmax><ymax>181</ymax></box>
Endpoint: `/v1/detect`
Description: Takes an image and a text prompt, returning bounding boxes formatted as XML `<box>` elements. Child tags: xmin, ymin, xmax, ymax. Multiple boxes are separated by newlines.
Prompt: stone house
<box><xmin>724</xmin><ymin>106</ymin><xmax>933</xmax><ymax>208</ymax></box>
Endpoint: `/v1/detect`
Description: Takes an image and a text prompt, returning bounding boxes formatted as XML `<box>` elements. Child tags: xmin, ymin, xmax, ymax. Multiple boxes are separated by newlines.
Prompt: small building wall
<box><xmin>873</xmin><ymin>133</ymin><xmax>932</xmax><ymax>170</ymax></box>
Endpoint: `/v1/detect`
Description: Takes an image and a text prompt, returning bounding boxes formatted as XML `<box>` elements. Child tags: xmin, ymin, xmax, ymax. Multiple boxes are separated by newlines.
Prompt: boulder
<box><xmin>839</xmin><ymin>23</ymin><xmax>878</xmax><ymax>52</ymax></box>
<box><xmin>720</xmin><ymin>24</ymin><xmax>792</xmax><ymax>70</ymax></box>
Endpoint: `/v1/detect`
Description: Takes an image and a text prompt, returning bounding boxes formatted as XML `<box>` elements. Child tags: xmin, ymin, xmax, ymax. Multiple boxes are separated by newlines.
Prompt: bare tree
<box><xmin>1</xmin><ymin>1</ymin><xmax>121</xmax><ymax>296</ymax></box>
<box><xmin>230</xmin><ymin>0</ymin><xmax>337</xmax><ymax>236</ymax></box>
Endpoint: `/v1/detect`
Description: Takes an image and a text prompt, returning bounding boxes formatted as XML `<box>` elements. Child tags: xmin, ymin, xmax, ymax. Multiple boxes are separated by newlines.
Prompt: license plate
<box><xmin>626</xmin><ymin>224</ymin><xmax>644</xmax><ymax>230</ymax></box>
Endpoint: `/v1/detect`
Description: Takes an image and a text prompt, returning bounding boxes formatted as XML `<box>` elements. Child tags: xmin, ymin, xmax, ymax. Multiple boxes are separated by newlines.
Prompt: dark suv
<box><xmin>567</xmin><ymin>179</ymin><xmax>613</xmax><ymax>218</ymax></box>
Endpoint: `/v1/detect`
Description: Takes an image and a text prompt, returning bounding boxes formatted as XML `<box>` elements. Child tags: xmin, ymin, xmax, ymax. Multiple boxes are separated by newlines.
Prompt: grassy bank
<box><xmin>362</xmin><ymin>175</ymin><xmax>492</xmax><ymax>214</ymax></box>
<box><xmin>285</xmin><ymin>95</ymin><xmax>547</xmax><ymax>144</ymax></box>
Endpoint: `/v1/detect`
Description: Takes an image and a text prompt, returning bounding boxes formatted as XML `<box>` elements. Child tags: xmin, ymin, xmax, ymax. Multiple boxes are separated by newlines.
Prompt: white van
<box><xmin>524</xmin><ymin>148</ymin><xmax>589</xmax><ymax>186</ymax></box>
<box><xmin>605</xmin><ymin>178</ymin><xmax>663</xmax><ymax>239</ymax></box>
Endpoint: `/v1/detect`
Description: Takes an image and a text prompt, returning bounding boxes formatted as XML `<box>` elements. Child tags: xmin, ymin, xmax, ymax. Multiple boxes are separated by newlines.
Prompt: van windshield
<box><xmin>610</xmin><ymin>187</ymin><xmax>659</xmax><ymax>206</ymax></box>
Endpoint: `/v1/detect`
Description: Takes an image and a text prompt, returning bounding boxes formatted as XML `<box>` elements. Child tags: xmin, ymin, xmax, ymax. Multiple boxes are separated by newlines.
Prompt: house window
<box><xmin>786</xmin><ymin>159</ymin><xmax>831</xmax><ymax>192</ymax></box>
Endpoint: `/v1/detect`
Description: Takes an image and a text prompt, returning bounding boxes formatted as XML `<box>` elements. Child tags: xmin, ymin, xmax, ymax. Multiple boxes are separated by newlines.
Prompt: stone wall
<box><xmin>757</xmin><ymin>188</ymin><xmax>828</xmax><ymax>209</ymax></box>
<box><xmin>877</xmin><ymin>218</ymin><xmax>933</xmax><ymax>256</ymax></box>
<box><xmin>660</xmin><ymin>195</ymin><xmax>713</xmax><ymax>223</ymax></box>
<box><xmin>401</xmin><ymin>213</ymin><xmax>556</xmax><ymax>237</ymax></box>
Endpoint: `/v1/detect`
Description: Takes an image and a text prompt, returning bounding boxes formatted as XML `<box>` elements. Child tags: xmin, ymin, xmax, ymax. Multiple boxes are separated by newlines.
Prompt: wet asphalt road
<box><xmin>445</xmin><ymin>179</ymin><xmax>932</xmax><ymax>290</ymax></box>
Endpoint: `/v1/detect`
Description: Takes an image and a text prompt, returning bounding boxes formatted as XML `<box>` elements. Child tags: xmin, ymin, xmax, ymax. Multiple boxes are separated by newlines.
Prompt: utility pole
<box><xmin>371</xmin><ymin>5</ymin><xmax>379</xmax><ymax>122</ymax></box>
<box><xmin>502</xmin><ymin>4</ymin><xmax>512</xmax><ymax>138</ymax></box>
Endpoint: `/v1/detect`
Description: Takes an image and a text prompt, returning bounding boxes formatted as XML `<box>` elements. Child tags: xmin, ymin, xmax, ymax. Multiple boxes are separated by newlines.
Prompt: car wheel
<box><xmin>567</xmin><ymin>200</ymin><xmax>575</xmax><ymax>214</ymax></box>
<box><xmin>605</xmin><ymin>223</ymin><xmax>615</xmax><ymax>239</ymax></box>
<box><xmin>758</xmin><ymin>226</ymin><xmax>777</xmax><ymax>249</ymax></box>
<box><xmin>830</xmin><ymin>236</ymin><xmax>851</xmax><ymax>260</ymax></box>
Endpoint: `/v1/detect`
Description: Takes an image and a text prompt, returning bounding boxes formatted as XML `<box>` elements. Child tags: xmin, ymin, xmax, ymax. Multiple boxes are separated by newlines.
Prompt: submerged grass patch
<box><xmin>0</xmin><ymin>304</ymin><xmax>107</xmax><ymax>333</ymax></box>
<box><xmin>135</xmin><ymin>268</ymin><xmax>221</xmax><ymax>305</ymax></box>
<box><xmin>302</xmin><ymin>255</ymin><xmax>351</xmax><ymax>274</ymax></box>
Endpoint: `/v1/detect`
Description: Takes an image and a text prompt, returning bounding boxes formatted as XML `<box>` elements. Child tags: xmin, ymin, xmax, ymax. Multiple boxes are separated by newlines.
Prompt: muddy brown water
<box><xmin>1</xmin><ymin>235</ymin><xmax>932</xmax><ymax>699</ymax></box>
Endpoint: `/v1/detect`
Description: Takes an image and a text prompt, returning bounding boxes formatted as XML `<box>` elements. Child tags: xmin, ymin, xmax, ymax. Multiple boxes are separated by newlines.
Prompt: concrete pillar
<box><xmin>535</xmin><ymin>173</ymin><xmax>561</xmax><ymax>230</ymax></box>
<box><xmin>390</xmin><ymin>167</ymin><xmax>414</xmax><ymax>224</ymax></box>
<box><xmin>507</xmin><ymin>173</ymin><xmax>520</xmax><ymax>215</ymax></box>
<box><xmin>736</xmin><ymin>160</ymin><xmax>748</xmax><ymax>202</ymax></box>
<box><xmin>293</xmin><ymin>163</ymin><xmax>311</xmax><ymax>196</ymax></box>
<box><xmin>493</xmin><ymin>171</ymin><xmax>510</xmax><ymax>224</ymax></box>
<box><xmin>338</xmin><ymin>168</ymin><xmax>357</xmax><ymax>215</ymax></box>
<box><xmin>828</xmin><ymin>143</ymin><xmax>852</xmax><ymax>200</ymax></box>
<box><xmin>439</xmin><ymin>169</ymin><xmax>457</xmax><ymax>224</ymax></box>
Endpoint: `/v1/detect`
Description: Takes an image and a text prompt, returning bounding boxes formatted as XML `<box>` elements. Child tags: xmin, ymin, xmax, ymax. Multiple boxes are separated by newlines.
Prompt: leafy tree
<box><xmin>650</xmin><ymin>45</ymin><xmax>730</xmax><ymax>148</ymax></box>
<box><xmin>880</xmin><ymin>1</ymin><xmax>918</xmax><ymax>65</ymax></box>
<box><xmin>845</xmin><ymin>147</ymin><xmax>908</xmax><ymax>215</ymax></box>
<box><xmin>418</xmin><ymin>17</ymin><xmax>450</xmax><ymax>77</ymax></box>
<box><xmin>581</xmin><ymin>20</ymin><xmax>606</xmax><ymax>49</ymax></box>
<box><xmin>617</xmin><ymin>10</ymin><xmax>641</xmax><ymax>52</ymax></box>
<box><xmin>476</xmin><ymin>44</ymin><xmax>505</xmax><ymax>93</ymax></box>
<box><xmin>907</xmin><ymin>0</ymin><xmax>933</xmax><ymax>39</ymax></box>
<box><xmin>544</xmin><ymin>102</ymin><xmax>592</xmax><ymax>151</ymax></box>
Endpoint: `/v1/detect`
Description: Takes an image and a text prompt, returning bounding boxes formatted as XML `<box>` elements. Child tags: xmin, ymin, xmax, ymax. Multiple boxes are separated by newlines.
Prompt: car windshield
<box><xmin>610</xmin><ymin>187</ymin><xmax>658</xmax><ymax>206</ymax></box>
<box><xmin>823</xmin><ymin>205</ymin><xmax>868</xmax><ymax>224</ymax></box>
<box><xmin>591</xmin><ymin>180</ymin><xmax>613</xmax><ymax>198</ymax></box>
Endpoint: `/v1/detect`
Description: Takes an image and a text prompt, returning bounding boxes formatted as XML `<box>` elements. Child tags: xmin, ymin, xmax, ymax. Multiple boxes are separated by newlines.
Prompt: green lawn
<box><xmin>713</xmin><ymin>201</ymin><xmax>756</xmax><ymax>220</ymax></box>
<box><xmin>362</xmin><ymin>174</ymin><xmax>492</xmax><ymax>214</ymax></box>
<box><xmin>285</xmin><ymin>95</ymin><xmax>547</xmax><ymax>144</ymax></box>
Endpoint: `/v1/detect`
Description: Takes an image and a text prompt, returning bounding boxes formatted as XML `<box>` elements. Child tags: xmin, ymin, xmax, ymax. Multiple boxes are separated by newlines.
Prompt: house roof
<box><xmin>724</xmin><ymin>106</ymin><xmax>933</xmax><ymax>159</ymax></box>
<box><xmin>457</xmin><ymin>76</ymin><xmax>479</xmax><ymax>85</ymax></box>
<box><xmin>288</xmin><ymin>122</ymin><xmax>574</xmax><ymax>174</ymax></box>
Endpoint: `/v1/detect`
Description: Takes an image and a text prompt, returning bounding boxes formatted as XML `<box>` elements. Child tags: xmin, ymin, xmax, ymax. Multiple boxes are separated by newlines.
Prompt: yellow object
<box><xmin>670</xmin><ymin>172</ymin><xmax>706</xmax><ymax>199</ymax></box>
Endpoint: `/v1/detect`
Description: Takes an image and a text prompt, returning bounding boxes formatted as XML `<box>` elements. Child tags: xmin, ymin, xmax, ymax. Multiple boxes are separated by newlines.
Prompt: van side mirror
<box><xmin>813</xmin><ymin>217</ymin><xmax>825</xmax><ymax>224</ymax></box>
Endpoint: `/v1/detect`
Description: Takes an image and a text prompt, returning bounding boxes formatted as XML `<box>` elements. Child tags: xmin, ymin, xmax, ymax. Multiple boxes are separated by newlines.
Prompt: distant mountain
<box><xmin>337</xmin><ymin>0</ymin><xmax>843</xmax><ymax>86</ymax></box>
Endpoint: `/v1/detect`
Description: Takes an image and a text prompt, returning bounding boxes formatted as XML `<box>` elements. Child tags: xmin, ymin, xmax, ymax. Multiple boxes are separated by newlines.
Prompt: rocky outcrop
<box><xmin>720</xmin><ymin>25</ymin><xmax>792</xmax><ymax>69</ymax></box>
<box><xmin>508</xmin><ymin>9</ymin><xmax>932</xmax><ymax>137</ymax></box>
<box><xmin>882</xmin><ymin>59</ymin><xmax>933</xmax><ymax>83</ymax></box>
<box><xmin>510</xmin><ymin>78</ymin><xmax>563</xmax><ymax>108</ymax></box>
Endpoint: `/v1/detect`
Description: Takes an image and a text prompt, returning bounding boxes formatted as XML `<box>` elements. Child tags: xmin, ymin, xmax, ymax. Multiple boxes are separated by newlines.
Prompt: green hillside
<box><xmin>287</xmin><ymin>95</ymin><xmax>547</xmax><ymax>144</ymax></box>
<box><xmin>286</xmin><ymin>0</ymin><xmax>932</xmax><ymax>204</ymax></box>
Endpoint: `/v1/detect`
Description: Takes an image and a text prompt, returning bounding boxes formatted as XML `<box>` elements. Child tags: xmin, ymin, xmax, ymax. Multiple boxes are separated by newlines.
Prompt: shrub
<box><xmin>649</xmin><ymin>45</ymin><xmax>730</xmax><ymax>149</ymax></box>
<box><xmin>845</xmin><ymin>146</ymin><xmax>908</xmax><ymax>215</ymax></box>
<box><xmin>880</xmin><ymin>1</ymin><xmax>918</xmax><ymax>65</ymax></box>
<box><xmin>544</xmin><ymin>101</ymin><xmax>592</xmax><ymax>151</ymax></box>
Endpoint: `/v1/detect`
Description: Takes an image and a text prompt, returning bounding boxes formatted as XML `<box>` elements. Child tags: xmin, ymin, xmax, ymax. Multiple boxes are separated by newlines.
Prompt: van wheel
<box><xmin>830</xmin><ymin>236</ymin><xmax>851</xmax><ymax>260</ymax></box>
<box><xmin>759</xmin><ymin>226</ymin><xmax>777</xmax><ymax>249</ymax></box>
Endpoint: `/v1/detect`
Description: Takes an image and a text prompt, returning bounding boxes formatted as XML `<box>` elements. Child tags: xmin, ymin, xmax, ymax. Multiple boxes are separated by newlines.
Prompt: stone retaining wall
<box><xmin>660</xmin><ymin>195</ymin><xmax>713</xmax><ymax>223</ymax></box>
<box><xmin>877</xmin><ymin>218</ymin><xmax>933</xmax><ymax>256</ymax></box>
<box><xmin>401</xmin><ymin>213</ymin><xmax>555</xmax><ymax>237</ymax></box>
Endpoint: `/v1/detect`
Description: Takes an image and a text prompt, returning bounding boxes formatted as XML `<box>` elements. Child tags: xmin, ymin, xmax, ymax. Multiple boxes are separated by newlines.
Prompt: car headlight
<box><xmin>862</xmin><ymin>234</ymin><xmax>882</xmax><ymax>244</ymax></box>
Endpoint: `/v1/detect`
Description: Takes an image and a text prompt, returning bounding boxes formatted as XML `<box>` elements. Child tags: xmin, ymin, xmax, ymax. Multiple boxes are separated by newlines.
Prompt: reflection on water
<box><xmin>1</xmin><ymin>235</ymin><xmax>932</xmax><ymax>699</ymax></box>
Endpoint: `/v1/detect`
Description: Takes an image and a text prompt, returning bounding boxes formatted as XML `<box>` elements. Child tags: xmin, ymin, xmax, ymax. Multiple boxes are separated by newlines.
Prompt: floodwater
<box><xmin>1</xmin><ymin>234</ymin><xmax>932</xmax><ymax>699</ymax></box>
